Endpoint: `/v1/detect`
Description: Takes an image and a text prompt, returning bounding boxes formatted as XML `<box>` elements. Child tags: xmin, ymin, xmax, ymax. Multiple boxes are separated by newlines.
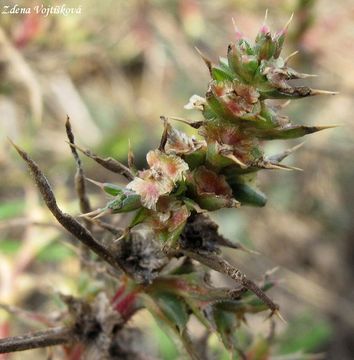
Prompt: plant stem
<box><xmin>65</xmin><ymin>117</ymin><xmax>92</xmax><ymax>226</ymax></box>
<box><xmin>9</xmin><ymin>140</ymin><xmax>124</xmax><ymax>273</ymax></box>
<box><xmin>67</xmin><ymin>142</ymin><xmax>134</xmax><ymax>181</ymax></box>
<box><xmin>0</xmin><ymin>327</ymin><xmax>73</xmax><ymax>353</ymax></box>
<box><xmin>180</xmin><ymin>249</ymin><xmax>279</xmax><ymax>312</ymax></box>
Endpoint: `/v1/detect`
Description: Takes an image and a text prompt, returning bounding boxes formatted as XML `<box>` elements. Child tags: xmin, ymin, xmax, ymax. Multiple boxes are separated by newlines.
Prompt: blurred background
<box><xmin>0</xmin><ymin>0</ymin><xmax>353</xmax><ymax>359</ymax></box>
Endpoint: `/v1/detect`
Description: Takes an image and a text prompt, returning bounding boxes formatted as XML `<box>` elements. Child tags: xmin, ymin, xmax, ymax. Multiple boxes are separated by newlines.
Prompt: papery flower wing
<box><xmin>184</xmin><ymin>94</ymin><xmax>206</xmax><ymax>110</ymax></box>
<box><xmin>147</xmin><ymin>150</ymin><xmax>189</xmax><ymax>183</ymax></box>
<box><xmin>127</xmin><ymin>175</ymin><xmax>173</xmax><ymax>210</ymax></box>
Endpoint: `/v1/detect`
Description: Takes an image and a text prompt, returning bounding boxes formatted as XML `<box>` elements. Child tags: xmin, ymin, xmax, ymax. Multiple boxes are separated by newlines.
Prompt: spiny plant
<box><xmin>1</xmin><ymin>14</ymin><xmax>335</xmax><ymax>360</ymax></box>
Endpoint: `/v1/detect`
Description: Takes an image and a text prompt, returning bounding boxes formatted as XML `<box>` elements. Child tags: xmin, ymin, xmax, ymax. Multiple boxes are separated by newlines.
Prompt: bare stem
<box><xmin>180</xmin><ymin>249</ymin><xmax>279</xmax><ymax>312</ymax></box>
<box><xmin>9</xmin><ymin>140</ymin><xmax>123</xmax><ymax>272</ymax></box>
<box><xmin>65</xmin><ymin>117</ymin><xmax>93</xmax><ymax>264</ymax></box>
<box><xmin>158</xmin><ymin>116</ymin><xmax>168</xmax><ymax>151</ymax></box>
<box><xmin>65</xmin><ymin>117</ymin><xmax>91</xmax><ymax>223</ymax></box>
<box><xmin>67</xmin><ymin>142</ymin><xmax>134</xmax><ymax>181</ymax></box>
<box><xmin>0</xmin><ymin>327</ymin><xmax>73</xmax><ymax>354</ymax></box>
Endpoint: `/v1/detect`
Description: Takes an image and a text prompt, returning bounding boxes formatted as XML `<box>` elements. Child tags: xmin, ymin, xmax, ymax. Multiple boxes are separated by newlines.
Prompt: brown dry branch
<box><xmin>0</xmin><ymin>326</ymin><xmax>73</xmax><ymax>353</ymax></box>
<box><xmin>65</xmin><ymin>117</ymin><xmax>91</xmax><ymax>224</ymax></box>
<box><xmin>177</xmin><ymin>213</ymin><xmax>279</xmax><ymax>313</ymax></box>
<box><xmin>66</xmin><ymin>142</ymin><xmax>134</xmax><ymax>181</ymax></box>
<box><xmin>180</xmin><ymin>248</ymin><xmax>279</xmax><ymax>314</ymax></box>
<box><xmin>65</xmin><ymin>116</ymin><xmax>93</xmax><ymax>264</ymax></box>
<box><xmin>8</xmin><ymin>139</ymin><xmax>124</xmax><ymax>273</ymax></box>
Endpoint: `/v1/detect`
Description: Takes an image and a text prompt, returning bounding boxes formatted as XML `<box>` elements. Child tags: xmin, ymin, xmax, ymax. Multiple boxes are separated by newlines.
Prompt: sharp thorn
<box><xmin>284</xmin><ymin>50</ymin><xmax>299</xmax><ymax>64</ymax></box>
<box><xmin>65</xmin><ymin>141</ymin><xmax>86</xmax><ymax>154</ymax></box>
<box><xmin>276</xmin><ymin>163</ymin><xmax>303</xmax><ymax>171</ymax></box>
<box><xmin>224</xmin><ymin>153</ymin><xmax>247</xmax><ymax>168</ymax></box>
<box><xmin>301</xmin><ymin>73</ymin><xmax>318</xmax><ymax>78</ymax></box>
<box><xmin>7</xmin><ymin>137</ymin><xmax>19</xmax><ymax>150</ymax></box>
<box><xmin>263</xmin><ymin>309</ymin><xmax>286</xmax><ymax>324</ymax></box>
<box><xmin>316</xmin><ymin>124</ymin><xmax>340</xmax><ymax>130</ymax></box>
<box><xmin>268</xmin><ymin>142</ymin><xmax>305</xmax><ymax>165</ymax></box>
<box><xmin>274</xmin><ymin>310</ymin><xmax>287</xmax><ymax>324</ymax></box>
<box><xmin>113</xmin><ymin>228</ymin><xmax>129</xmax><ymax>242</ymax></box>
<box><xmin>168</xmin><ymin>116</ymin><xmax>204</xmax><ymax>128</ymax></box>
<box><xmin>194</xmin><ymin>47</ymin><xmax>212</xmax><ymax>73</ymax></box>
<box><xmin>231</xmin><ymin>17</ymin><xmax>243</xmax><ymax>39</ymax></box>
<box><xmin>92</xmin><ymin>209</ymin><xmax>110</xmax><ymax>220</ymax></box>
<box><xmin>310</xmin><ymin>89</ymin><xmax>339</xmax><ymax>96</ymax></box>
<box><xmin>86</xmin><ymin>178</ymin><xmax>104</xmax><ymax>188</ymax></box>
<box><xmin>237</xmin><ymin>243</ymin><xmax>261</xmax><ymax>255</ymax></box>
<box><xmin>279</xmin><ymin>99</ymin><xmax>291</xmax><ymax>108</ymax></box>
<box><xmin>264</xmin><ymin>266</ymin><xmax>280</xmax><ymax>277</ymax></box>
<box><xmin>79</xmin><ymin>208</ymin><xmax>104</xmax><ymax>218</ymax></box>
<box><xmin>284</xmin><ymin>12</ymin><xmax>294</xmax><ymax>32</ymax></box>
<box><xmin>289</xmin><ymin>142</ymin><xmax>305</xmax><ymax>152</ymax></box>
<box><xmin>264</xmin><ymin>9</ymin><xmax>268</xmax><ymax>24</ymax></box>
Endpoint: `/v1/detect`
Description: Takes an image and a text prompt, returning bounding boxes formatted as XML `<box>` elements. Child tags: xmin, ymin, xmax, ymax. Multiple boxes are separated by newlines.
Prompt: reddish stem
<box><xmin>111</xmin><ymin>284</ymin><xmax>139</xmax><ymax>321</ymax></box>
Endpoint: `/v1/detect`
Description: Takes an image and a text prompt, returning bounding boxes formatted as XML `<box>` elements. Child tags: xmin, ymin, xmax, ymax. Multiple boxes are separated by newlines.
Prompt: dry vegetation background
<box><xmin>0</xmin><ymin>0</ymin><xmax>354</xmax><ymax>359</ymax></box>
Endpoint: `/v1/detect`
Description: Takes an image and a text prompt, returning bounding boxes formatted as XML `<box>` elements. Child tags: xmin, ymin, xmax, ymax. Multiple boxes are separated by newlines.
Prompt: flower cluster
<box><xmin>87</xmin><ymin>16</ymin><xmax>334</xmax><ymax>248</ymax></box>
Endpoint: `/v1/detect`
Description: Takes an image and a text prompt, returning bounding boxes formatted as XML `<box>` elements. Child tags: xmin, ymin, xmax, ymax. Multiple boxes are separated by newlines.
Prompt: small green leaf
<box><xmin>154</xmin><ymin>292</ymin><xmax>189</xmax><ymax>333</ymax></box>
<box><xmin>161</xmin><ymin>220</ymin><xmax>187</xmax><ymax>247</ymax></box>
<box><xmin>183</xmin><ymin>149</ymin><xmax>206</xmax><ymax>170</ymax></box>
<box><xmin>212</xmin><ymin>67</ymin><xmax>234</xmax><ymax>82</ymax></box>
<box><xmin>195</xmin><ymin>194</ymin><xmax>239</xmax><ymax>211</ymax></box>
<box><xmin>152</xmin><ymin>322</ymin><xmax>179</xmax><ymax>360</ymax></box>
<box><xmin>206</xmin><ymin>90</ymin><xmax>235</xmax><ymax>123</ymax></box>
<box><xmin>129</xmin><ymin>207</ymin><xmax>150</xmax><ymax>228</ymax></box>
<box><xmin>227</xmin><ymin>177</ymin><xmax>267</xmax><ymax>207</ymax></box>
<box><xmin>212</xmin><ymin>307</ymin><xmax>238</xmax><ymax>356</ymax></box>
<box><xmin>102</xmin><ymin>183</ymin><xmax>125</xmax><ymax>196</ymax></box>
<box><xmin>259</xmin><ymin>87</ymin><xmax>334</xmax><ymax>99</ymax></box>
<box><xmin>143</xmin><ymin>294</ymin><xmax>199</xmax><ymax>360</ymax></box>
<box><xmin>107</xmin><ymin>193</ymin><xmax>141</xmax><ymax>213</ymax></box>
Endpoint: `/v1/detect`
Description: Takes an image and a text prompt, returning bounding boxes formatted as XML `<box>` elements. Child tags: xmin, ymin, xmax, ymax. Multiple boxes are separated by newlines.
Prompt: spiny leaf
<box><xmin>259</xmin><ymin>87</ymin><xmax>338</xmax><ymax>100</ymax></box>
<box><xmin>248</xmin><ymin>125</ymin><xmax>337</xmax><ymax>140</ymax></box>
<box><xmin>228</xmin><ymin>182</ymin><xmax>267</xmax><ymax>207</ymax></box>
<box><xmin>268</xmin><ymin>142</ymin><xmax>304</xmax><ymax>163</ymax></box>
<box><xmin>195</xmin><ymin>46</ymin><xmax>212</xmax><ymax>75</ymax></box>
<box><xmin>86</xmin><ymin>178</ymin><xmax>125</xmax><ymax>196</ymax></box>
<box><xmin>142</xmin><ymin>294</ymin><xmax>200</xmax><ymax>360</ymax></box>
<box><xmin>212</xmin><ymin>307</ymin><xmax>238</xmax><ymax>356</ymax></box>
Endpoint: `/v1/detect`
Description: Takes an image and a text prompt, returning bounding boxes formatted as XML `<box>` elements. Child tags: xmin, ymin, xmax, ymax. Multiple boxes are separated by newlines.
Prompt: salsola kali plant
<box><xmin>1</xmin><ymin>15</ymin><xmax>335</xmax><ymax>360</ymax></box>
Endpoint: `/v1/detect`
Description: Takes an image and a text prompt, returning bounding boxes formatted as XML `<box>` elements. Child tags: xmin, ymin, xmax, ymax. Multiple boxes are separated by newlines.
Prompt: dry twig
<box><xmin>0</xmin><ymin>327</ymin><xmax>73</xmax><ymax>353</ymax></box>
<box><xmin>65</xmin><ymin>117</ymin><xmax>91</xmax><ymax>222</ymax></box>
<box><xmin>66</xmin><ymin>142</ymin><xmax>134</xmax><ymax>181</ymax></box>
<box><xmin>9</xmin><ymin>139</ymin><xmax>123</xmax><ymax>272</ymax></box>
